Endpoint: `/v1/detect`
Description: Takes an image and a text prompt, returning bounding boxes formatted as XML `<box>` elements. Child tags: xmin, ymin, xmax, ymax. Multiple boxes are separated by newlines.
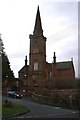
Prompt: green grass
<box><xmin>0</xmin><ymin>101</ymin><xmax>2</xmax><ymax>115</ymax></box>
<box><xmin>2</xmin><ymin>102</ymin><xmax>30</xmax><ymax>117</ymax></box>
<box><xmin>0</xmin><ymin>101</ymin><xmax>2</xmax><ymax>108</ymax></box>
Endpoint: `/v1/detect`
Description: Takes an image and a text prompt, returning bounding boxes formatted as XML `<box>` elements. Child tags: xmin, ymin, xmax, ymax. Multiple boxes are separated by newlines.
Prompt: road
<box><xmin>3</xmin><ymin>96</ymin><xmax>79</xmax><ymax>118</ymax></box>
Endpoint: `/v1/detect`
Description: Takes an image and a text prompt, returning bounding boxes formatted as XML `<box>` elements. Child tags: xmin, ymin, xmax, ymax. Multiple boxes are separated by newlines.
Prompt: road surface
<box><xmin>3</xmin><ymin>96</ymin><xmax>79</xmax><ymax>118</ymax></box>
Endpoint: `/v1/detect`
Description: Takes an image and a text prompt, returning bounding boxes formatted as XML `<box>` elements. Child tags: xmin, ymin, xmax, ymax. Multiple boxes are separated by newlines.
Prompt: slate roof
<box><xmin>18</xmin><ymin>65</ymin><xmax>29</xmax><ymax>73</ymax></box>
<box><xmin>19</xmin><ymin>61</ymin><xmax>74</xmax><ymax>73</ymax></box>
<box><xmin>56</xmin><ymin>61</ymin><xmax>73</xmax><ymax>70</ymax></box>
<box><xmin>46</xmin><ymin>61</ymin><xmax>74</xmax><ymax>70</ymax></box>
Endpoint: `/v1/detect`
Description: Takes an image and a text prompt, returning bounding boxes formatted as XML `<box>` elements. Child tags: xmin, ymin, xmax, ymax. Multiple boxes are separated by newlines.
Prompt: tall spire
<box><xmin>33</xmin><ymin>6</ymin><xmax>43</xmax><ymax>36</ymax></box>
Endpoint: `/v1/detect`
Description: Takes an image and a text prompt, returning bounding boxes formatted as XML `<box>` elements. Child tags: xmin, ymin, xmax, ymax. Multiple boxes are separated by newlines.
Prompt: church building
<box><xmin>18</xmin><ymin>6</ymin><xmax>75</xmax><ymax>91</ymax></box>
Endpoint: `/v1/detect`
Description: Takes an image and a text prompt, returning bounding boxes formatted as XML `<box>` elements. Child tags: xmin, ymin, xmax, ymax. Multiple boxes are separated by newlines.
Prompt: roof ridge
<box><xmin>57</xmin><ymin>61</ymin><xmax>72</xmax><ymax>63</ymax></box>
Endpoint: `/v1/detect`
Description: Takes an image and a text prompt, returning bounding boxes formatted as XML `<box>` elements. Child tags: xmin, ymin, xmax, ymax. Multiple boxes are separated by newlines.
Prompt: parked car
<box><xmin>7</xmin><ymin>91</ymin><xmax>23</xmax><ymax>99</ymax></box>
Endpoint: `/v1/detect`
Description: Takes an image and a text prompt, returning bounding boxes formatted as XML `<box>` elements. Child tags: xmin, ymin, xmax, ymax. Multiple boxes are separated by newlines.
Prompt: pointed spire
<box><xmin>33</xmin><ymin>6</ymin><xmax>43</xmax><ymax>36</ymax></box>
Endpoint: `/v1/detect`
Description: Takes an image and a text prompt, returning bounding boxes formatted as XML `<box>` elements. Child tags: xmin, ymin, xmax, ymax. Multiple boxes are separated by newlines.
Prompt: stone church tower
<box><xmin>18</xmin><ymin>6</ymin><xmax>75</xmax><ymax>92</ymax></box>
<box><xmin>28</xmin><ymin>6</ymin><xmax>47</xmax><ymax>89</ymax></box>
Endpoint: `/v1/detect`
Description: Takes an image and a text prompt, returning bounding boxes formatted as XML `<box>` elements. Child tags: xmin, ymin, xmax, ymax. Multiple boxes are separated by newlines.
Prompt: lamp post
<box><xmin>16</xmin><ymin>81</ymin><xmax>19</xmax><ymax>92</ymax></box>
<box><xmin>22</xmin><ymin>74</ymin><xmax>27</xmax><ymax>94</ymax></box>
<box><xmin>16</xmin><ymin>81</ymin><xmax>18</xmax><ymax>87</ymax></box>
<box><xmin>69</xmin><ymin>95</ymin><xmax>72</xmax><ymax>108</ymax></box>
<box><xmin>24</xmin><ymin>74</ymin><xmax>27</xmax><ymax>86</ymax></box>
<box><xmin>6</xmin><ymin>75</ymin><xmax>8</xmax><ymax>85</ymax></box>
<box><xmin>6</xmin><ymin>75</ymin><xmax>8</xmax><ymax>78</ymax></box>
<box><xmin>6</xmin><ymin>75</ymin><xmax>8</xmax><ymax>91</ymax></box>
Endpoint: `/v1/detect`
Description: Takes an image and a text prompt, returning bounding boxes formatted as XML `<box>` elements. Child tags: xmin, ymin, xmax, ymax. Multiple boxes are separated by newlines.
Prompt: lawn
<box><xmin>0</xmin><ymin>100</ymin><xmax>2</xmax><ymax>116</ymax></box>
<box><xmin>2</xmin><ymin>101</ymin><xmax>30</xmax><ymax>117</ymax></box>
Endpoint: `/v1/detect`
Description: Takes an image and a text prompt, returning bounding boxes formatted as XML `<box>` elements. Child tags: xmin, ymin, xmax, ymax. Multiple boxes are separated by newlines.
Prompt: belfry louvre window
<box><xmin>34</xmin><ymin>62</ymin><xmax>38</xmax><ymax>71</ymax></box>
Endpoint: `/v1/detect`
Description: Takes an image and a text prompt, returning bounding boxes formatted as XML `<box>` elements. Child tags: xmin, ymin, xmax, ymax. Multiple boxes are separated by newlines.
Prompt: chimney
<box><xmin>53</xmin><ymin>52</ymin><xmax>56</xmax><ymax>64</ymax></box>
<box><xmin>25</xmin><ymin>56</ymin><xmax>27</xmax><ymax>66</ymax></box>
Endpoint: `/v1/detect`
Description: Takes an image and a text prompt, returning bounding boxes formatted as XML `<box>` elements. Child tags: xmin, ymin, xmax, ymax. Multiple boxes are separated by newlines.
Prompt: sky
<box><xmin>0</xmin><ymin>0</ymin><xmax>79</xmax><ymax>78</ymax></box>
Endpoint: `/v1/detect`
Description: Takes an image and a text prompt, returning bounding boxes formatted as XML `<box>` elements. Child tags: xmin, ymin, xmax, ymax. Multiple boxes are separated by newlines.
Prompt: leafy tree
<box><xmin>54</xmin><ymin>78</ymin><xmax>76</xmax><ymax>89</ymax></box>
<box><xmin>0</xmin><ymin>36</ymin><xmax>15</xmax><ymax>82</ymax></box>
<box><xmin>11</xmin><ymin>84</ymin><xmax>18</xmax><ymax>91</ymax></box>
<box><xmin>42</xmin><ymin>77</ymin><xmax>77</xmax><ymax>90</ymax></box>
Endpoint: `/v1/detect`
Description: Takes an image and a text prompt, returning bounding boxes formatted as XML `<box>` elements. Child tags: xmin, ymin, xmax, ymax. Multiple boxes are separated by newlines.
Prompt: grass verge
<box><xmin>0</xmin><ymin>101</ymin><xmax>2</xmax><ymax>116</ymax></box>
<box><xmin>2</xmin><ymin>102</ymin><xmax>30</xmax><ymax>117</ymax></box>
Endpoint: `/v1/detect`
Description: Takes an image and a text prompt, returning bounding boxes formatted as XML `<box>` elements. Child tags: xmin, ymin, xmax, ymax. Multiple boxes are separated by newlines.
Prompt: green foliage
<box><xmin>1</xmin><ymin>37</ymin><xmax>14</xmax><ymax>81</ymax></box>
<box><xmin>42</xmin><ymin>78</ymin><xmax>77</xmax><ymax>90</ymax></box>
<box><xmin>54</xmin><ymin>78</ymin><xmax>76</xmax><ymax>89</ymax></box>
<box><xmin>2</xmin><ymin>53</ymin><xmax>14</xmax><ymax>80</ymax></box>
<box><xmin>11</xmin><ymin>85</ymin><xmax>18</xmax><ymax>91</ymax></box>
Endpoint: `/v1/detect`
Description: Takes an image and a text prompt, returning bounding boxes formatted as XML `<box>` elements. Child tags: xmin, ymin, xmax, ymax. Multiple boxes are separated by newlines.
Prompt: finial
<box><xmin>25</xmin><ymin>55</ymin><xmax>28</xmax><ymax>66</ymax></box>
<box><xmin>53</xmin><ymin>52</ymin><xmax>56</xmax><ymax>64</ymax></box>
<box><xmin>25</xmin><ymin>55</ymin><xmax>27</xmax><ymax>59</ymax></box>
<box><xmin>54</xmin><ymin>52</ymin><xmax>56</xmax><ymax>56</ymax></box>
<box><xmin>71</xmin><ymin>57</ymin><xmax>73</xmax><ymax>61</ymax></box>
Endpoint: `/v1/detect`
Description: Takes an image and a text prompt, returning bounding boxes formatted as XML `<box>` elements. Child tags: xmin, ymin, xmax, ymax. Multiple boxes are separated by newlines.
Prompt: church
<box><xmin>18</xmin><ymin>6</ymin><xmax>75</xmax><ymax>91</ymax></box>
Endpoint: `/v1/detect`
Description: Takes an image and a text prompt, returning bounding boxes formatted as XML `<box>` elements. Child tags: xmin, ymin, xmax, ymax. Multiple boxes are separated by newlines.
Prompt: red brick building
<box><xmin>18</xmin><ymin>6</ymin><xmax>75</xmax><ymax>91</ymax></box>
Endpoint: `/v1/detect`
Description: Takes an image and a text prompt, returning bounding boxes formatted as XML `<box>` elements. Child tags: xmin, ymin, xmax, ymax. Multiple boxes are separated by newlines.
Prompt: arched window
<box><xmin>34</xmin><ymin>61</ymin><xmax>38</xmax><ymax>71</ymax></box>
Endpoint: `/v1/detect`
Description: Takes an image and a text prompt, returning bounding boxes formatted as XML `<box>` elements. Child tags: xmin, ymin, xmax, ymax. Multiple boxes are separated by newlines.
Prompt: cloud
<box><xmin>8</xmin><ymin>51</ymin><xmax>27</xmax><ymax>59</ymax></box>
<box><xmin>40</xmin><ymin>2</ymin><xmax>78</xmax><ymax>38</ymax></box>
<box><xmin>10</xmin><ymin>57</ymin><xmax>25</xmax><ymax>78</ymax></box>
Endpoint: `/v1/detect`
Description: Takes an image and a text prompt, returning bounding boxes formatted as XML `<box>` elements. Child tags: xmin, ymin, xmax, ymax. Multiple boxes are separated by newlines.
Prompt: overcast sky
<box><xmin>0</xmin><ymin>0</ymin><xmax>79</xmax><ymax>78</ymax></box>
